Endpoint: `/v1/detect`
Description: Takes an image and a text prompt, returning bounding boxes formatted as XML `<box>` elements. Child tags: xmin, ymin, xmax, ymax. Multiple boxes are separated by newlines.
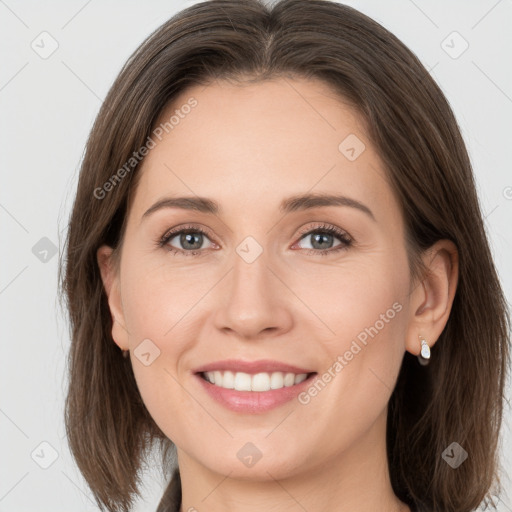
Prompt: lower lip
<box><xmin>195</xmin><ymin>373</ymin><xmax>317</xmax><ymax>413</ymax></box>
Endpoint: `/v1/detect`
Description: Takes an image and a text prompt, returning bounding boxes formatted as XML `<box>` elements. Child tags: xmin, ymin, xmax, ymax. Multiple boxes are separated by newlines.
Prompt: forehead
<box><xmin>129</xmin><ymin>77</ymin><xmax>398</xmax><ymax>224</ymax></box>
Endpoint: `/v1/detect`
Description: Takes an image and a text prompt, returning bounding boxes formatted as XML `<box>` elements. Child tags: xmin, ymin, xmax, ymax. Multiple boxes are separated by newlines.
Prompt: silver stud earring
<box><xmin>418</xmin><ymin>335</ymin><xmax>430</xmax><ymax>366</ymax></box>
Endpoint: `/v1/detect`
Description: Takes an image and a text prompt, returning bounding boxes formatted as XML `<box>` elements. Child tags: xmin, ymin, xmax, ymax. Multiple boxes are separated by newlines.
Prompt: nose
<box><xmin>213</xmin><ymin>249</ymin><xmax>293</xmax><ymax>341</ymax></box>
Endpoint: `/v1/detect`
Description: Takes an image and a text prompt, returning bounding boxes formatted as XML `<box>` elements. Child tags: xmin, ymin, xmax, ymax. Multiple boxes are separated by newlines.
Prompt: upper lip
<box><xmin>193</xmin><ymin>359</ymin><xmax>315</xmax><ymax>375</ymax></box>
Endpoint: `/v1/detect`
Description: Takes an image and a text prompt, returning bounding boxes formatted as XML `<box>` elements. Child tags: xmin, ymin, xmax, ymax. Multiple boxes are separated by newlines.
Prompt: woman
<box><xmin>59</xmin><ymin>1</ymin><xmax>510</xmax><ymax>511</ymax></box>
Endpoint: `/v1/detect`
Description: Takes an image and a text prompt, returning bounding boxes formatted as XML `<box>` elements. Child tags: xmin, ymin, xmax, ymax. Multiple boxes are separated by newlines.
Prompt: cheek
<box><xmin>119</xmin><ymin>254</ymin><xmax>225</xmax><ymax>440</ymax></box>
<box><xmin>129</xmin><ymin>357</ymin><xmax>196</xmax><ymax>447</ymax></box>
<box><xmin>298</xmin><ymin>256</ymin><xmax>407</xmax><ymax>351</ymax></box>
<box><xmin>120</xmin><ymin>253</ymin><xmax>209</xmax><ymax>344</ymax></box>
<box><xmin>300</xmin><ymin>253</ymin><xmax>409</xmax><ymax>412</ymax></box>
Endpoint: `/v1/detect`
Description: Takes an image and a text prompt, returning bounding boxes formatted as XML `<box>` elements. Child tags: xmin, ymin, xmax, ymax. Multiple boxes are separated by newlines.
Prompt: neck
<box><xmin>177</xmin><ymin>409</ymin><xmax>410</xmax><ymax>512</ymax></box>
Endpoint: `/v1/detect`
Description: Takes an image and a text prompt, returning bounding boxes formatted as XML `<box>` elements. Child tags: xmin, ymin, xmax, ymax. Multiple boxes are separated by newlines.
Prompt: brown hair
<box><xmin>58</xmin><ymin>1</ymin><xmax>511</xmax><ymax>511</ymax></box>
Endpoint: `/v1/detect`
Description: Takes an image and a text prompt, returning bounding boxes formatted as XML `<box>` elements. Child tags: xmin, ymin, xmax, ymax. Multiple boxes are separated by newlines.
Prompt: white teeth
<box><xmin>252</xmin><ymin>372</ymin><xmax>270</xmax><ymax>392</ymax></box>
<box><xmin>234</xmin><ymin>372</ymin><xmax>252</xmax><ymax>391</ymax></box>
<box><xmin>222</xmin><ymin>370</ymin><xmax>235</xmax><ymax>389</ymax></box>
<box><xmin>270</xmin><ymin>372</ymin><xmax>284</xmax><ymax>389</ymax></box>
<box><xmin>294</xmin><ymin>373</ymin><xmax>308</xmax><ymax>385</ymax></box>
<box><xmin>203</xmin><ymin>371</ymin><xmax>309</xmax><ymax>391</ymax></box>
<box><xmin>284</xmin><ymin>373</ymin><xmax>295</xmax><ymax>387</ymax></box>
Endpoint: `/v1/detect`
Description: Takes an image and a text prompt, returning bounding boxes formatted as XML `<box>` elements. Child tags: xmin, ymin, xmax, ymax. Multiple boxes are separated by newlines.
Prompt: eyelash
<box><xmin>157</xmin><ymin>223</ymin><xmax>353</xmax><ymax>257</ymax></box>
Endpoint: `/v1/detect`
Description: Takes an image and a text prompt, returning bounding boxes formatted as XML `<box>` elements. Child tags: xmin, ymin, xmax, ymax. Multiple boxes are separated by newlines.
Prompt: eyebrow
<box><xmin>141</xmin><ymin>193</ymin><xmax>376</xmax><ymax>222</ymax></box>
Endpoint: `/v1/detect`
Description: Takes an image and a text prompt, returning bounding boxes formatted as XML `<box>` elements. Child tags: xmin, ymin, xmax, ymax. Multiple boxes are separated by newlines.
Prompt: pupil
<box><xmin>312</xmin><ymin>233</ymin><xmax>332</xmax><ymax>249</ymax></box>
<box><xmin>181</xmin><ymin>233</ymin><xmax>202</xmax><ymax>250</ymax></box>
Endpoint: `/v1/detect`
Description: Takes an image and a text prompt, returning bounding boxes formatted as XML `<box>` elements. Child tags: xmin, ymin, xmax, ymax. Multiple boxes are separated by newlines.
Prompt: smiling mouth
<box><xmin>199</xmin><ymin>370</ymin><xmax>317</xmax><ymax>392</ymax></box>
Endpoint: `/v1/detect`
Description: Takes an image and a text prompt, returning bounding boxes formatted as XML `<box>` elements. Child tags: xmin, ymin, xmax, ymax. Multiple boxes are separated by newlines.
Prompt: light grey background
<box><xmin>1</xmin><ymin>0</ymin><xmax>511</xmax><ymax>510</ymax></box>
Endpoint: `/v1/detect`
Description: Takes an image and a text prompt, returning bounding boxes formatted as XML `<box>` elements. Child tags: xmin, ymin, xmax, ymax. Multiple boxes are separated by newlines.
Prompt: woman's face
<box><xmin>99</xmin><ymin>77</ymin><xmax>420</xmax><ymax>480</ymax></box>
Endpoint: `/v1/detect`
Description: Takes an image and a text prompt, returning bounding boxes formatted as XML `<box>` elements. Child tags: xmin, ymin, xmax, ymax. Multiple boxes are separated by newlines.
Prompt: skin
<box><xmin>97</xmin><ymin>76</ymin><xmax>458</xmax><ymax>512</ymax></box>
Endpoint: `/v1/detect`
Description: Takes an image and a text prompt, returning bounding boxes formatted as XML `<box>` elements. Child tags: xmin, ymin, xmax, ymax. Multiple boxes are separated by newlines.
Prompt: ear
<box><xmin>405</xmin><ymin>239</ymin><xmax>459</xmax><ymax>356</ymax></box>
<box><xmin>97</xmin><ymin>245</ymin><xmax>129</xmax><ymax>351</ymax></box>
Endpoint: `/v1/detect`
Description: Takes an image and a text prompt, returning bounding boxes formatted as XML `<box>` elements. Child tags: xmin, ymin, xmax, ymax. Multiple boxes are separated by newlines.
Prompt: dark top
<box><xmin>154</xmin><ymin>468</ymin><xmax>420</xmax><ymax>512</ymax></box>
<box><xmin>156</xmin><ymin>468</ymin><xmax>181</xmax><ymax>512</ymax></box>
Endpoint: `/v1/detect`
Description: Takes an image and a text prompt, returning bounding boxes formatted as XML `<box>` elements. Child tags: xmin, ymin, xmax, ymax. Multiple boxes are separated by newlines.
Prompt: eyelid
<box><xmin>295</xmin><ymin>222</ymin><xmax>351</xmax><ymax>240</ymax></box>
<box><xmin>159</xmin><ymin>223</ymin><xmax>216</xmax><ymax>244</ymax></box>
<box><xmin>158</xmin><ymin>221</ymin><xmax>353</xmax><ymax>255</ymax></box>
<box><xmin>291</xmin><ymin>223</ymin><xmax>353</xmax><ymax>252</ymax></box>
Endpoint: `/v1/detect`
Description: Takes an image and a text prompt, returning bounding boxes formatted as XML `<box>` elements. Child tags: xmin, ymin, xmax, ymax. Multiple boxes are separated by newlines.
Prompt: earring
<box><xmin>418</xmin><ymin>335</ymin><xmax>430</xmax><ymax>366</ymax></box>
<box><xmin>122</xmin><ymin>349</ymin><xmax>129</xmax><ymax>358</ymax></box>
